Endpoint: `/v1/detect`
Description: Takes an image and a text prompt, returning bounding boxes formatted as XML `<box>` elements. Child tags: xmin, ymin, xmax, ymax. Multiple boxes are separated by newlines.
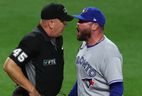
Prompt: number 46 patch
<box><xmin>12</xmin><ymin>48</ymin><xmax>28</xmax><ymax>62</ymax></box>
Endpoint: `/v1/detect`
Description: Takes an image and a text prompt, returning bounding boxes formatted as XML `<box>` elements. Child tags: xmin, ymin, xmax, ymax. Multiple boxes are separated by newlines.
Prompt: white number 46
<box><xmin>13</xmin><ymin>48</ymin><xmax>28</xmax><ymax>62</ymax></box>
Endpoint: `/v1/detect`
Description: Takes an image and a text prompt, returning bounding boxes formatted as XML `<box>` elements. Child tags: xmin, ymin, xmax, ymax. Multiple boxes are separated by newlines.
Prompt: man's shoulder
<box><xmin>17</xmin><ymin>29</ymin><xmax>45</xmax><ymax>48</ymax></box>
<box><xmin>22</xmin><ymin>28</ymin><xmax>44</xmax><ymax>42</ymax></box>
<box><xmin>102</xmin><ymin>37</ymin><xmax>121</xmax><ymax>57</ymax></box>
<box><xmin>103</xmin><ymin>37</ymin><xmax>118</xmax><ymax>49</ymax></box>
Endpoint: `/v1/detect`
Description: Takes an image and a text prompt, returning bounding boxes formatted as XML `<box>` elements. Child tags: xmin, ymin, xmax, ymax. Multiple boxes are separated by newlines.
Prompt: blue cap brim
<box><xmin>73</xmin><ymin>15</ymin><xmax>86</xmax><ymax>20</ymax></box>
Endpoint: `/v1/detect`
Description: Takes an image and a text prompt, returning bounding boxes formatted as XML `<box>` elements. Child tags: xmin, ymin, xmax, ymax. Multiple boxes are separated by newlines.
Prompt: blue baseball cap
<box><xmin>73</xmin><ymin>7</ymin><xmax>105</xmax><ymax>27</ymax></box>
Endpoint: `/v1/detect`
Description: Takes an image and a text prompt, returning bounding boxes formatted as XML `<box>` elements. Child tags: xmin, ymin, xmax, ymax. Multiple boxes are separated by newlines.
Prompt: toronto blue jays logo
<box><xmin>82</xmin><ymin>78</ymin><xmax>95</xmax><ymax>88</ymax></box>
<box><xmin>82</xmin><ymin>8</ymin><xmax>88</xmax><ymax>13</ymax></box>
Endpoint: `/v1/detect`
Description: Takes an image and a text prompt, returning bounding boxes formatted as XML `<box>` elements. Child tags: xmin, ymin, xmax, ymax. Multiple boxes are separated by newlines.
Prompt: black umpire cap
<box><xmin>41</xmin><ymin>3</ymin><xmax>73</xmax><ymax>21</ymax></box>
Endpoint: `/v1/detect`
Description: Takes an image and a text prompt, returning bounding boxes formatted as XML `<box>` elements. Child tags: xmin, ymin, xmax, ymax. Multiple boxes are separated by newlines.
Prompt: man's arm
<box><xmin>3</xmin><ymin>57</ymin><xmax>40</xmax><ymax>96</ymax></box>
<box><xmin>110</xmin><ymin>82</ymin><xmax>123</xmax><ymax>96</ymax></box>
<box><xmin>68</xmin><ymin>81</ymin><xmax>78</xmax><ymax>96</ymax></box>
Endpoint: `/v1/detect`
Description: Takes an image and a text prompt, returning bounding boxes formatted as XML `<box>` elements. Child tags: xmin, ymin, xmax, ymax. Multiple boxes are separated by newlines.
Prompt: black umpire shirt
<box><xmin>9</xmin><ymin>25</ymin><xmax>64</xmax><ymax>96</ymax></box>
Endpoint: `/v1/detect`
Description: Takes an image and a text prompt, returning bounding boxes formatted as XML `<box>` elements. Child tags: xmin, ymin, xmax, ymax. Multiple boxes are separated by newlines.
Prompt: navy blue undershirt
<box><xmin>68</xmin><ymin>81</ymin><xmax>123</xmax><ymax>96</ymax></box>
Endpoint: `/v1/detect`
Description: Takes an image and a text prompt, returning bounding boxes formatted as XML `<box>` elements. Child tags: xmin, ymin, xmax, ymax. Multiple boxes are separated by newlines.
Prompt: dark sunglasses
<box><xmin>78</xmin><ymin>19</ymin><xmax>89</xmax><ymax>23</ymax></box>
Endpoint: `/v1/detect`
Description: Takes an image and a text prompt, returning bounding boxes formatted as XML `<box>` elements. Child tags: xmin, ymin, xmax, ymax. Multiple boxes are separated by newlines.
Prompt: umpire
<box><xmin>3</xmin><ymin>3</ymin><xmax>73</xmax><ymax>96</ymax></box>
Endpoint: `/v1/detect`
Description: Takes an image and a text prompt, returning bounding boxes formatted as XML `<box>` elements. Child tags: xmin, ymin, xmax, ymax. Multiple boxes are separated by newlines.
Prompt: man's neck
<box><xmin>86</xmin><ymin>33</ymin><xmax>104</xmax><ymax>46</ymax></box>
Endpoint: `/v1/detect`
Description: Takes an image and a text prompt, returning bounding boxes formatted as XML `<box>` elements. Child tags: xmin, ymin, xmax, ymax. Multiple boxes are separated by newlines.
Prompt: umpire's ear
<box><xmin>91</xmin><ymin>23</ymin><xmax>99</xmax><ymax>31</ymax></box>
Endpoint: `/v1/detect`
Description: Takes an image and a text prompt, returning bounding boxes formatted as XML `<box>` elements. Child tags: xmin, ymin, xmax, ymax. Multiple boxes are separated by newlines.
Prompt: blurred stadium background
<box><xmin>0</xmin><ymin>0</ymin><xmax>142</xmax><ymax>95</ymax></box>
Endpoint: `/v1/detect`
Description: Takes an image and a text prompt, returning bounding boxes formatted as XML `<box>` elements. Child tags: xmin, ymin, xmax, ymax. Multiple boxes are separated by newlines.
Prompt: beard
<box><xmin>77</xmin><ymin>28</ymin><xmax>91</xmax><ymax>41</ymax></box>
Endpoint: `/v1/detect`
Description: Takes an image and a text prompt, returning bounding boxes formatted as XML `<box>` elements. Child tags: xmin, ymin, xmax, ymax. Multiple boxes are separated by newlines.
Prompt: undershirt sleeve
<box><xmin>68</xmin><ymin>81</ymin><xmax>78</xmax><ymax>96</ymax></box>
<box><xmin>110</xmin><ymin>82</ymin><xmax>123</xmax><ymax>96</ymax></box>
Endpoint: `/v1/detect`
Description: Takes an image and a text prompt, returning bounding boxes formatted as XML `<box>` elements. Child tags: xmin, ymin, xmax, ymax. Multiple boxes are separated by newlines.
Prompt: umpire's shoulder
<box><xmin>23</xmin><ymin>28</ymin><xmax>44</xmax><ymax>42</ymax></box>
<box><xmin>18</xmin><ymin>29</ymin><xmax>45</xmax><ymax>50</ymax></box>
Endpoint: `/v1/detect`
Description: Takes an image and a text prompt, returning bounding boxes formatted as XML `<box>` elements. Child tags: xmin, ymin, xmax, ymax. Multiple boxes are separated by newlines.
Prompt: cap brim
<box><xmin>73</xmin><ymin>15</ymin><xmax>86</xmax><ymax>20</ymax></box>
<box><xmin>60</xmin><ymin>15</ymin><xmax>74</xmax><ymax>21</ymax></box>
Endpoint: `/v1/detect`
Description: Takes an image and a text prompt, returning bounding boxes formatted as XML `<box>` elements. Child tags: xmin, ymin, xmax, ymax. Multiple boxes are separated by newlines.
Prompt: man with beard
<box><xmin>69</xmin><ymin>7</ymin><xmax>123</xmax><ymax>96</ymax></box>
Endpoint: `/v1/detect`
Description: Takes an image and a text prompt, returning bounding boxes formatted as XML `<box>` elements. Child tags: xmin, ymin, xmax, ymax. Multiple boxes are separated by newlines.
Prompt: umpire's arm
<box><xmin>3</xmin><ymin>57</ymin><xmax>40</xmax><ymax>96</ymax></box>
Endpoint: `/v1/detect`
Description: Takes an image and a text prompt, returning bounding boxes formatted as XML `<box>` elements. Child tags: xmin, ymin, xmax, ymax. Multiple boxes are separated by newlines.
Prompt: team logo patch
<box><xmin>82</xmin><ymin>8</ymin><xmax>88</xmax><ymax>13</ymax></box>
<box><xmin>63</xmin><ymin>8</ymin><xmax>67</xmax><ymax>13</ymax></box>
<box><xmin>82</xmin><ymin>79</ymin><xmax>95</xmax><ymax>88</ymax></box>
<box><xmin>43</xmin><ymin>59</ymin><xmax>56</xmax><ymax>66</ymax></box>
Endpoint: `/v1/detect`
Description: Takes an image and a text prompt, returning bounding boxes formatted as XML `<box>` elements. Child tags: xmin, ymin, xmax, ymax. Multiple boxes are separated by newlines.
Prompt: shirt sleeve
<box><xmin>104</xmin><ymin>56</ymin><xmax>123</xmax><ymax>84</ymax></box>
<box><xmin>9</xmin><ymin>33</ymin><xmax>41</xmax><ymax>67</ymax></box>
<box><xmin>102</xmin><ymin>44</ymin><xmax>123</xmax><ymax>84</ymax></box>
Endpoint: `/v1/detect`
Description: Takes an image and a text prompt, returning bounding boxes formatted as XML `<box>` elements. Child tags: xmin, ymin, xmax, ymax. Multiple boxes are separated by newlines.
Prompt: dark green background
<box><xmin>0</xmin><ymin>0</ymin><xmax>142</xmax><ymax>95</ymax></box>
